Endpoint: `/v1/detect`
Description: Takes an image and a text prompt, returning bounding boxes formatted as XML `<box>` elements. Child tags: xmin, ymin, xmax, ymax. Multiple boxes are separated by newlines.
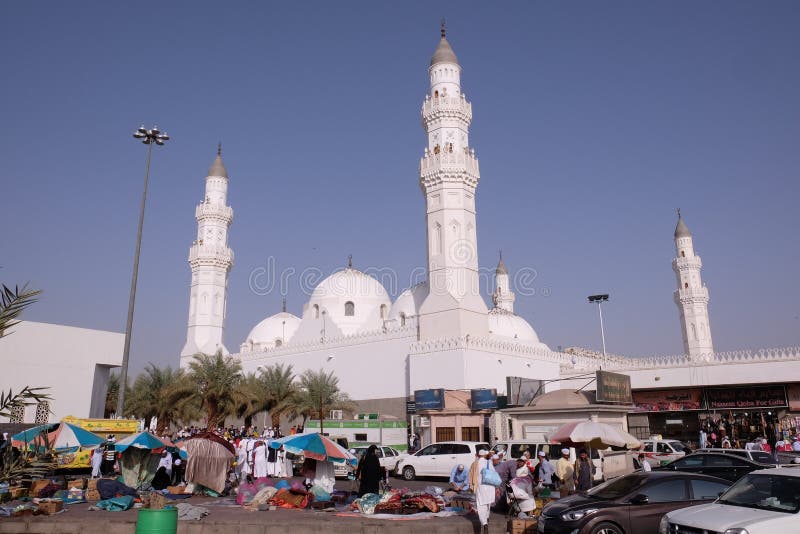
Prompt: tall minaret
<box><xmin>180</xmin><ymin>146</ymin><xmax>234</xmax><ymax>365</ymax></box>
<box><xmin>418</xmin><ymin>22</ymin><xmax>489</xmax><ymax>339</ymax></box>
<box><xmin>493</xmin><ymin>252</ymin><xmax>515</xmax><ymax>313</ymax></box>
<box><xmin>672</xmin><ymin>210</ymin><xmax>714</xmax><ymax>360</ymax></box>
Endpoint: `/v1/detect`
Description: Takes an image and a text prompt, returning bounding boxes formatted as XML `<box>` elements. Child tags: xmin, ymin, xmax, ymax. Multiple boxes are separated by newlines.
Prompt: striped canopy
<box><xmin>11</xmin><ymin>422</ymin><xmax>102</xmax><ymax>452</ymax></box>
<box><xmin>114</xmin><ymin>431</ymin><xmax>167</xmax><ymax>452</ymax></box>
<box><xmin>269</xmin><ymin>433</ymin><xmax>357</xmax><ymax>465</ymax></box>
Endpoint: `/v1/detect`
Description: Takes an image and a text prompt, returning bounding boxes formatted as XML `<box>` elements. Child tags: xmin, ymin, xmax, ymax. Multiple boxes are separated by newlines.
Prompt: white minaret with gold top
<box><xmin>180</xmin><ymin>146</ymin><xmax>234</xmax><ymax>364</ymax></box>
<box><xmin>418</xmin><ymin>23</ymin><xmax>489</xmax><ymax>339</ymax></box>
<box><xmin>672</xmin><ymin>210</ymin><xmax>714</xmax><ymax>361</ymax></box>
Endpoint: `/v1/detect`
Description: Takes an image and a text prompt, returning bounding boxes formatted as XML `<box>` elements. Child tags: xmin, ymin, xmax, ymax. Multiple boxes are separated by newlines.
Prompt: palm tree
<box><xmin>0</xmin><ymin>283</ymin><xmax>50</xmax><ymax>420</ymax></box>
<box><xmin>261</xmin><ymin>363</ymin><xmax>297</xmax><ymax>428</ymax></box>
<box><xmin>232</xmin><ymin>372</ymin><xmax>268</xmax><ymax>428</ymax></box>
<box><xmin>104</xmin><ymin>373</ymin><xmax>120</xmax><ymax>418</ymax></box>
<box><xmin>292</xmin><ymin>369</ymin><xmax>356</xmax><ymax>434</ymax></box>
<box><xmin>125</xmin><ymin>364</ymin><xmax>193</xmax><ymax>433</ymax></box>
<box><xmin>179</xmin><ymin>352</ymin><xmax>243</xmax><ymax>430</ymax></box>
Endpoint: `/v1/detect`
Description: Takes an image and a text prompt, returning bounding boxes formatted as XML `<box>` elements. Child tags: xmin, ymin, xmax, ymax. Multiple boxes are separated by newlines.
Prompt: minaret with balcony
<box><xmin>180</xmin><ymin>146</ymin><xmax>234</xmax><ymax>364</ymax></box>
<box><xmin>672</xmin><ymin>210</ymin><xmax>714</xmax><ymax>361</ymax></box>
<box><xmin>493</xmin><ymin>252</ymin><xmax>515</xmax><ymax>313</ymax></box>
<box><xmin>418</xmin><ymin>23</ymin><xmax>489</xmax><ymax>339</ymax></box>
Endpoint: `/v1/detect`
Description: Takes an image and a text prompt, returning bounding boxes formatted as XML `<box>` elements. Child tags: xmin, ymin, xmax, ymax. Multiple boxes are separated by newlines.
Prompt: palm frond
<box><xmin>0</xmin><ymin>284</ymin><xmax>42</xmax><ymax>337</ymax></box>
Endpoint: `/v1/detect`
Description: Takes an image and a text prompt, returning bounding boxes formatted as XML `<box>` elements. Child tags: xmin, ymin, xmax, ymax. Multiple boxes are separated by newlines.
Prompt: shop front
<box><xmin>628</xmin><ymin>384</ymin><xmax>797</xmax><ymax>448</ymax></box>
<box><xmin>413</xmin><ymin>389</ymin><xmax>496</xmax><ymax>447</ymax></box>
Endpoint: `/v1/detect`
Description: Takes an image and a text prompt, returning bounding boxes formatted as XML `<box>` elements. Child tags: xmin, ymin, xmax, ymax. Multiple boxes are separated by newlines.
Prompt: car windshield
<box><xmin>585</xmin><ymin>475</ymin><xmax>645</xmax><ymax>500</ymax></box>
<box><xmin>668</xmin><ymin>441</ymin><xmax>688</xmax><ymax>451</ymax></box>
<box><xmin>750</xmin><ymin>452</ymin><xmax>774</xmax><ymax>464</ymax></box>
<box><xmin>717</xmin><ymin>473</ymin><xmax>800</xmax><ymax>514</ymax></box>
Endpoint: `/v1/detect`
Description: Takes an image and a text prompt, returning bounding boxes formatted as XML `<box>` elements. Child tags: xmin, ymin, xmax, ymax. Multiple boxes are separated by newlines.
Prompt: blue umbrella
<box><xmin>11</xmin><ymin>423</ymin><xmax>58</xmax><ymax>448</ymax></box>
<box><xmin>114</xmin><ymin>431</ymin><xmax>167</xmax><ymax>452</ymax></box>
<box><xmin>269</xmin><ymin>433</ymin><xmax>357</xmax><ymax>465</ymax></box>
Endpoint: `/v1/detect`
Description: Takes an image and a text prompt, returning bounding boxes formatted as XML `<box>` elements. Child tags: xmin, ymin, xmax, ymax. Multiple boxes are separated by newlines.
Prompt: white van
<box><xmin>492</xmin><ymin>440</ymin><xmax>634</xmax><ymax>482</ymax></box>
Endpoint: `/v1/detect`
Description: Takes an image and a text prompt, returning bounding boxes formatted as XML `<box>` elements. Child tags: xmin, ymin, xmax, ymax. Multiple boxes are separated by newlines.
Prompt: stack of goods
<box><xmin>269</xmin><ymin>488</ymin><xmax>309</xmax><ymax>509</ymax></box>
<box><xmin>35</xmin><ymin>498</ymin><xmax>64</xmax><ymax>515</ymax></box>
<box><xmin>86</xmin><ymin>479</ymin><xmax>100</xmax><ymax>502</ymax></box>
<box><xmin>352</xmin><ymin>490</ymin><xmax>446</xmax><ymax>515</ymax></box>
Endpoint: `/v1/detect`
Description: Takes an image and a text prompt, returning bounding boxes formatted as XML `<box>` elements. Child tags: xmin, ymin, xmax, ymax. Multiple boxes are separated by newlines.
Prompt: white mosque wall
<box><xmin>0</xmin><ymin>321</ymin><xmax>123</xmax><ymax>422</ymax></box>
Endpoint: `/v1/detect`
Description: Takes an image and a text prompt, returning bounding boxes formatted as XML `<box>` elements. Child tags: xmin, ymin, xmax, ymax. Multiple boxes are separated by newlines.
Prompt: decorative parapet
<box><xmin>195</xmin><ymin>203</ymin><xmax>233</xmax><ymax>223</ymax></box>
<box><xmin>234</xmin><ymin>325</ymin><xmax>418</xmax><ymax>362</ymax></box>
<box><xmin>419</xmin><ymin>152</ymin><xmax>480</xmax><ymax>188</ymax></box>
<box><xmin>188</xmin><ymin>243</ymin><xmax>233</xmax><ymax>268</ymax></box>
<box><xmin>422</xmin><ymin>95</ymin><xmax>472</xmax><ymax>123</ymax></box>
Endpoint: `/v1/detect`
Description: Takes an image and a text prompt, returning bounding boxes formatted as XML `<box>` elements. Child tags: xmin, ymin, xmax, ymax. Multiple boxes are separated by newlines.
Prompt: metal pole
<box><xmin>598</xmin><ymin>301</ymin><xmax>607</xmax><ymax>358</ymax></box>
<box><xmin>116</xmin><ymin>141</ymin><xmax>153</xmax><ymax>416</ymax></box>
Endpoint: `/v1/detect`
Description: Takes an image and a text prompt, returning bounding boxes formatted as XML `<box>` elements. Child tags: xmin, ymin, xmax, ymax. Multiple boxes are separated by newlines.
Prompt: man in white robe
<box><xmin>469</xmin><ymin>449</ymin><xmax>496</xmax><ymax>534</ymax></box>
<box><xmin>90</xmin><ymin>446</ymin><xmax>103</xmax><ymax>478</ymax></box>
<box><xmin>253</xmin><ymin>441</ymin><xmax>268</xmax><ymax>479</ymax></box>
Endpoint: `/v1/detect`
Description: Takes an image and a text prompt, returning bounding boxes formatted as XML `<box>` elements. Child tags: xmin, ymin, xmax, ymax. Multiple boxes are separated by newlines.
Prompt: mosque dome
<box><xmin>431</xmin><ymin>37</ymin><xmax>459</xmax><ymax>66</ymax></box>
<box><xmin>243</xmin><ymin>311</ymin><xmax>300</xmax><ymax>350</ymax></box>
<box><xmin>488</xmin><ymin>308</ymin><xmax>546</xmax><ymax>346</ymax></box>
<box><xmin>303</xmin><ymin>266</ymin><xmax>392</xmax><ymax>336</ymax></box>
<box><xmin>388</xmin><ymin>282</ymin><xmax>429</xmax><ymax>326</ymax></box>
<box><xmin>674</xmin><ymin>212</ymin><xmax>692</xmax><ymax>239</ymax></box>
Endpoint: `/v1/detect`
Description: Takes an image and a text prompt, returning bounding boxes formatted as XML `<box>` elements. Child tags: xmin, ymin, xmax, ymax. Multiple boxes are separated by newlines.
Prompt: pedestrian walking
<box><xmin>556</xmin><ymin>448</ymin><xmax>575</xmax><ymax>495</ymax></box>
<box><xmin>469</xmin><ymin>449</ymin><xmax>495</xmax><ymax>534</ymax></box>
<box><xmin>356</xmin><ymin>444</ymin><xmax>383</xmax><ymax>496</ymax></box>
<box><xmin>90</xmin><ymin>446</ymin><xmax>103</xmax><ymax>478</ymax></box>
<box><xmin>574</xmin><ymin>449</ymin><xmax>595</xmax><ymax>491</ymax></box>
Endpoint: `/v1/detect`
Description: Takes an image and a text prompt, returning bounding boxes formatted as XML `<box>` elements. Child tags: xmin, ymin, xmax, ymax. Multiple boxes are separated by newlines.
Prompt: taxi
<box><xmin>640</xmin><ymin>435</ymin><xmax>689</xmax><ymax>468</ymax></box>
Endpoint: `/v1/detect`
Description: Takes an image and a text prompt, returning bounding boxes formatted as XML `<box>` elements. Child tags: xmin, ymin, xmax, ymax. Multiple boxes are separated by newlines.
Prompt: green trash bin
<box><xmin>135</xmin><ymin>508</ymin><xmax>177</xmax><ymax>534</ymax></box>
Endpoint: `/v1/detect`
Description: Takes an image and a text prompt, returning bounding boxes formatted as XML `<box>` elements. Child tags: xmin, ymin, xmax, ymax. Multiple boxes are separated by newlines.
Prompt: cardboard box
<box><xmin>508</xmin><ymin>518</ymin><xmax>538</xmax><ymax>534</ymax></box>
<box><xmin>68</xmin><ymin>478</ymin><xmax>86</xmax><ymax>490</ymax></box>
<box><xmin>86</xmin><ymin>489</ymin><xmax>101</xmax><ymax>501</ymax></box>
<box><xmin>9</xmin><ymin>486</ymin><xmax>28</xmax><ymax>499</ymax></box>
<box><xmin>30</xmin><ymin>480</ymin><xmax>51</xmax><ymax>496</ymax></box>
<box><xmin>166</xmin><ymin>485</ymin><xmax>187</xmax><ymax>494</ymax></box>
<box><xmin>87</xmin><ymin>478</ymin><xmax>98</xmax><ymax>490</ymax></box>
<box><xmin>37</xmin><ymin>499</ymin><xmax>64</xmax><ymax>515</ymax></box>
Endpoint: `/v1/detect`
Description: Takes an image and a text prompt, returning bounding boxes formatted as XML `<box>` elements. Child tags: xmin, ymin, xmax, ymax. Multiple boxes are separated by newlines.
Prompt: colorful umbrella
<box><xmin>114</xmin><ymin>431</ymin><xmax>167</xmax><ymax>452</ymax></box>
<box><xmin>549</xmin><ymin>420</ymin><xmax>641</xmax><ymax>449</ymax></box>
<box><xmin>11</xmin><ymin>423</ymin><xmax>58</xmax><ymax>448</ymax></box>
<box><xmin>269</xmin><ymin>433</ymin><xmax>357</xmax><ymax>465</ymax></box>
<box><xmin>48</xmin><ymin>423</ymin><xmax>104</xmax><ymax>451</ymax></box>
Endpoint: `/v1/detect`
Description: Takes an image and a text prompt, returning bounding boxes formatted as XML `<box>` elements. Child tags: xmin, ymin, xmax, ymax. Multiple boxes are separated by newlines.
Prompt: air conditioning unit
<box><xmin>329</xmin><ymin>410</ymin><xmax>343</xmax><ymax>420</ymax></box>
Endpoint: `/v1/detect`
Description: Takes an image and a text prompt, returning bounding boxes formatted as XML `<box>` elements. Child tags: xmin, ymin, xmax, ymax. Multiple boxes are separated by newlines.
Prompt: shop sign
<box><xmin>633</xmin><ymin>388</ymin><xmax>704</xmax><ymax>412</ymax></box>
<box><xmin>470</xmin><ymin>388</ymin><xmax>498</xmax><ymax>410</ymax></box>
<box><xmin>414</xmin><ymin>389</ymin><xmax>445</xmax><ymax>410</ymax></box>
<box><xmin>406</xmin><ymin>401</ymin><xmax>417</xmax><ymax>414</ymax></box>
<box><xmin>787</xmin><ymin>384</ymin><xmax>800</xmax><ymax>411</ymax></box>
<box><xmin>596</xmin><ymin>370</ymin><xmax>632</xmax><ymax>403</ymax></box>
<box><xmin>706</xmin><ymin>385</ymin><xmax>787</xmax><ymax>409</ymax></box>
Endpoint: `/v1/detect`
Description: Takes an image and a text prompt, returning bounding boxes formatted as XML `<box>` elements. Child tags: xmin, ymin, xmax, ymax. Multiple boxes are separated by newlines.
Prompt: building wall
<box><xmin>0</xmin><ymin>321</ymin><xmax>123</xmax><ymax>422</ymax></box>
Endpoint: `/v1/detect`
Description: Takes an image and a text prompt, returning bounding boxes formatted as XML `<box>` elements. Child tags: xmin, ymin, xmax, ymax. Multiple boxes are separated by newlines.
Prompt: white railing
<box><xmin>188</xmin><ymin>243</ymin><xmax>233</xmax><ymax>265</ymax></box>
<box><xmin>419</xmin><ymin>152</ymin><xmax>480</xmax><ymax>178</ymax></box>
<box><xmin>195</xmin><ymin>203</ymin><xmax>233</xmax><ymax>221</ymax></box>
<box><xmin>674</xmin><ymin>287</ymin><xmax>709</xmax><ymax>300</ymax></box>
<box><xmin>422</xmin><ymin>95</ymin><xmax>472</xmax><ymax>118</ymax></box>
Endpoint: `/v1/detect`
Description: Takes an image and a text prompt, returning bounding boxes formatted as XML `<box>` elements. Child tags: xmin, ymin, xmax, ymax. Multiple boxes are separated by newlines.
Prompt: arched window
<box><xmin>313</xmin><ymin>304</ymin><xmax>319</xmax><ymax>319</ymax></box>
<box><xmin>400</xmin><ymin>313</ymin><xmax>406</xmax><ymax>327</ymax></box>
<box><xmin>434</xmin><ymin>90</ymin><xmax>439</xmax><ymax>98</ymax></box>
<box><xmin>684</xmin><ymin>282</ymin><xmax>688</xmax><ymax>289</ymax></box>
<box><xmin>681</xmin><ymin>250</ymin><xmax>685</xmax><ymax>258</ymax></box>
<box><xmin>380</xmin><ymin>304</ymin><xmax>387</xmax><ymax>320</ymax></box>
<box><xmin>275</xmin><ymin>338</ymin><xmax>282</xmax><ymax>347</ymax></box>
<box><xmin>345</xmin><ymin>301</ymin><xmax>355</xmax><ymax>316</ymax></box>
<box><xmin>691</xmin><ymin>323</ymin><xmax>698</xmax><ymax>341</ymax></box>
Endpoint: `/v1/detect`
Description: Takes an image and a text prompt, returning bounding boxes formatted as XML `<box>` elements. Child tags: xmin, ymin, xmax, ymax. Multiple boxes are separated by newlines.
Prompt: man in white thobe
<box><xmin>253</xmin><ymin>441</ymin><xmax>268</xmax><ymax>479</ymax></box>
<box><xmin>90</xmin><ymin>446</ymin><xmax>103</xmax><ymax>478</ymax></box>
<box><xmin>469</xmin><ymin>449</ymin><xmax>495</xmax><ymax>534</ymax></box>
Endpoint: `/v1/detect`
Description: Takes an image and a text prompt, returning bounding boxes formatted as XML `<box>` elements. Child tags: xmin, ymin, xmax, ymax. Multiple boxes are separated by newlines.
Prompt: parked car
<box><xmin>639</xmin><ymin>437</ymin><xmax>689</xmax><ymax>468</ymax></box>
<box><xmin>395</xmin><ymin>441</ymin><xmax>489</xmax><ymax>481</ymax></box>
<box><xmin>660</xmin><ymin>467</ymin><xmax>800</xmax><ymax>533</ymax></box>
<box><xmin>694</xmin><ymin>447</ymin><xmax>775</xmax><ymax>464</ymax></box>
<box><xmin>350</xmin><ymin>445</ymin><xmax>407</xmax><ymax>475</ymax></box>
<box><xmin>656</xmin><ymin>451</ymin><xmax>775</xmax><ymax>483</ymax></box>
<box><xmin>538</xmin><ymin>471</ymin><xmax>731</xmax><ymax>534</ymax></box>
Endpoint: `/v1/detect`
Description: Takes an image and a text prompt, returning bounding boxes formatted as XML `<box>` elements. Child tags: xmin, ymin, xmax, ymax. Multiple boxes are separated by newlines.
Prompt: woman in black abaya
<box><xmin>356</xmin><ymin>444</ymin><xmax>383</xmax><ymax>496</ymax></box>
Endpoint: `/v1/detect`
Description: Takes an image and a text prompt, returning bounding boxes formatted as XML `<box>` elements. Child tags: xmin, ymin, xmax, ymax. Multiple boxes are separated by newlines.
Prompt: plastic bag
<box><xmin>481</xmin><ymin>467</ymin><xmax>502</xmax><ymax>487</ymax></box>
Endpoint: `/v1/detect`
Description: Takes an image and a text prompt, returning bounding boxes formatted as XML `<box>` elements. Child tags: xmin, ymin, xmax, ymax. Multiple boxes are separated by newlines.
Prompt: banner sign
<box><xmin>706</xmin><ymin>385</ymin><xmax>787</xmax><ymax>409</ymax></box>
<box><xmin>596</xmin><ymin>370</ymin><xmax>632</xmax><ymax>404</ymax></box>
<box><xmin>506</xmin><ymin>377</ymin><xmax>543</xmax><ymax>406</ymax></box>
<box><xmin>470</xmin><ymin>389</ymin><xmax>498</xmax><ymax>410</ymax></box>
<box><xmin>405</xmin><ymin>401</ymin><xmax>417</xmax><ymax>414</ymax></box>
<box><xmin>633</xmin><ymin>388</ymin><xmax>704</xmax><ymax>412</ymax></box>
<box><xmin>414</xmin><ymin>389</ymin><xmax>445</xmax><ymax>410</ymax></box>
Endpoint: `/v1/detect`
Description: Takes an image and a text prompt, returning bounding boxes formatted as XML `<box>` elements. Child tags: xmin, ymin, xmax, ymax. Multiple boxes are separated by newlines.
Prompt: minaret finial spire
<box><xmin>677</xmin><ymin>207</ymin><xmax>681</xmax><ymax>219</ymax></box>
<box><xmin>441</xmin><ymin>18</ymin><xmax>446</xmax><ymax>38</ymax></box>
<box><xmin>217</xmin><ymin>142</ymin><xmax>222</xmax><ymax>156</ymax></box>
<box><xmin>348</xmin><ymin>254</ymin><xmax>353</xmax><ymax>269</ymax></box>
<box><xmin>499</xmin><ymin>249</ymin><xmax>503</xmax><ymax>261</ymax></box>
<box><xmin>282</xmin><ymin>297</ymin><xmax>287</xmax><ymax>313</ymax></box>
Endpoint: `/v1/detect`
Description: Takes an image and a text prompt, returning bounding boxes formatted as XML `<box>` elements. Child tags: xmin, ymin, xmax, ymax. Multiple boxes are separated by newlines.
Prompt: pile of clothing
<box><xmin>351</xmin><ymin>490</ymin><xmax>446</xmax><ymax>515</ymax></box>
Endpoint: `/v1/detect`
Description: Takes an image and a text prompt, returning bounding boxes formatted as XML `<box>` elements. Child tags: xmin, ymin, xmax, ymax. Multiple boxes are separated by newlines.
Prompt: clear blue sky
<box><xmin>2</xmin><ymin>1</ymin><xmax>798</xmax><ymax>377</ymax></box>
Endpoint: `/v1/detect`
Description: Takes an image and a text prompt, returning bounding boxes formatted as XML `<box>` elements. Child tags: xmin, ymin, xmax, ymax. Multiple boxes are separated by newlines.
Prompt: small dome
<box><xmin>388</xmin><ymin>282</ymin><xmax>429</xmax><ymax>324</ymax></box>
<box><xmin>488</xmin><ymin>308</ymin><xmax>547</xmax><ymax>347</ymax></box>
<box><xmin>301</xmin><ymin>267</ymin><xmax>392</xmax><ymax>336</ymax></box>
<box><xmin>208</xmin><ymin>153</ymin><xmax>228</xmax><ymax>178</ymax></box>
<box><xmin>430</xmin><ymin>37</ymin><xmax>459</xmax><ymax>66</ymax></box>
<box><xmin>674</xmin><ymin>213</ymin><xmax>691</xmax><ymax>238</ymax></box>
<box><xmin>530</xmin><ymin>389</ymin><xmax>594</xmax><ymax>409</ymax></box>
<box><xmin>244</xmin><ymin>311</ymin><xmax>300</xmax><ymax>349</ymax></box>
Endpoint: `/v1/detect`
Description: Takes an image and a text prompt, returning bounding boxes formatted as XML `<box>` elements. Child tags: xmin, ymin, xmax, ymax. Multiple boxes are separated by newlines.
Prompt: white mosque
<box><xmin>177</xmin><ymin>26</ymin><xmax>799</xmax><ymax>424</ymax></box>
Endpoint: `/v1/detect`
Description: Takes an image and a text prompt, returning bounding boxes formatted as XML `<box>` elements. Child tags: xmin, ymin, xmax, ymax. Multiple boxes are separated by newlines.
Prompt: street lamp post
<box><xmin>587</xmin><ymin>294</ymin><xmax>609</xmax><ymax>359</ymax></box>
<box><xmin>116</xmin><ymin>125</ymin><xmax>170</xmax><ymax>417</ymax></box>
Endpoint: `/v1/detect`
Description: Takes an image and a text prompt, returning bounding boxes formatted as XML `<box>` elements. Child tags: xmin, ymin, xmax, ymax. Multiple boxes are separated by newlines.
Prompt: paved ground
<box><xmin>0</xmin><ymin>476</ymin><xmax>517</xmax><ymax>534</ymax></box>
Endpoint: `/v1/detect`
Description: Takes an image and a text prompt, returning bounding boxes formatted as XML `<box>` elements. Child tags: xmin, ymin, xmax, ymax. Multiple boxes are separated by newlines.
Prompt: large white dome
<box><xmin>488</xmin><ymin>308</ymin><xmax>547</xmax><ymax>348</ymax></box>
<box><xmin>297</xmin><ymin>267</ymin><xmax>392</xmax><ymax>337</ymax></box>
<box><xmin>241</xmin><ymin>311</ymin><xmax>300</xmax><ymax>352</ymax></box>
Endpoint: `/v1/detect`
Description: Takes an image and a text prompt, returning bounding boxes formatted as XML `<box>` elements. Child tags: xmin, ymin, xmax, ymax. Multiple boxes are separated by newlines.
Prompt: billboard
<box><xmin>596</xmin><ymin>370</ymin><xmax>632</xmax><ymax>404</ymax></box>
<box><xmin>506</xmin><ymin>377</ymin><xmax>544</xmax><ymax>406</ymax></box>
<box><xmin>414</xmin><ymin>389</ymin><xmax>445</xmax><ymax>410</ymax></box>
<box><xmin>706</xmin><ymin>385</ymin><xmax>787</xmax><ymax>410</ymax></box>
<box><xmin>632</xmin><ymin>388</ymin><xmax>704</xmax><ymax>412</ymax></box>
<box><xmin>470</xmin><ymin>389</ymin><xmax>498</xmax><ymax>410</ymax></box>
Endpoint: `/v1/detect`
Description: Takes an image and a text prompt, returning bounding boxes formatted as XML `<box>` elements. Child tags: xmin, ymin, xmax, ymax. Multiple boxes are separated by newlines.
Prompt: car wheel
<box><xmin>401</xmin><ymin>465</ymin><xmax>416</xmax><ymax>481</ymax></box>
<box><xmin>589</xmin><ymin>522</ymin><xmax>624</xmax><ymax>534</ymax></box>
